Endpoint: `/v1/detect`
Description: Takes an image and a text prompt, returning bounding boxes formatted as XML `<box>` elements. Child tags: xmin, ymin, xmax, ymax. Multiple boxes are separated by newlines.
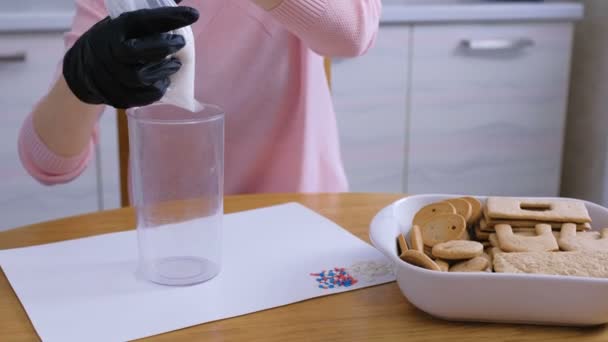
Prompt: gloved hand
<box><xmin>63</xmin><ymin>6</ymin><xmax>199</xmax><ymax>109</ymax></box>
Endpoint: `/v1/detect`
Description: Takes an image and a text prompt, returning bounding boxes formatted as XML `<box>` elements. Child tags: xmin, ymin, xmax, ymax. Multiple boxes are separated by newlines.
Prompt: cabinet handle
<box><xmin>460</xmin><ymin>38</ymin><xmax>534</xmax><ymax>52</ymax></box>
<box><xmin>0</xmin><ymin>51</ymin><xmax>27</xmax><ymax>62</ymax></box>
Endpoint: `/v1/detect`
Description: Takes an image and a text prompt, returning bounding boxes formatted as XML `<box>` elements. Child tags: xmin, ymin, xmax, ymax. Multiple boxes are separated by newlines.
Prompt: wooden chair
<box><xmin>116</xmin><ymin>58</ymin><xmax>332</xmax><ymax>207</ymax></box>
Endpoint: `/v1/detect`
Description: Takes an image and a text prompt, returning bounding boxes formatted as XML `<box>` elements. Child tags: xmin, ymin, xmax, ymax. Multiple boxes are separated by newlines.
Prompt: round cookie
<box><xmin>400</xmin><ymin>250</ymin><xmax>441</xmax><ymax>271</ymax></box>
<box><xmin>432</xmin><ymin>240</ymin><xmax>484</xmax><ymax>260</ymax></box>
<box><xmin>410</xmin><ymin>225</ymin><xmax>424</xmax><ymax>252</ymax></box>
<box><xmin>397</xmin><ymin>234</ymin><xmax>409</xmax><ymax>255</ymax></box>
<box><xmin>423</xmin><ymin>245</ymin><xmax>434</xmax><ymax>259</ymax></box>
<box><xmin>461</xmin><ymin>196</ymin><xmax>483</xmax><ymax>224</ymax></box>
<box><xmin>444</xmin><ymin>198</ymin><xmax>472</xmax><ymax>223</ymax></box>
<box><xmin>412</xmin><ymin>202</ymin><xmax>456</xmax><ymax>227</ymax></box>
<box><xmin>420</xmin><ymin>214</ymin><xmax>467</xmax><ymax>247</ymax></box>
<box><xmin>449</xmin><ymin>256</ymin><xmax>489</xmax><ymax>273</ymax></box>
<box><xmin>435</xmin><ymin>259</ymin><xmax>450</xmax><ymax>272</ymax></box>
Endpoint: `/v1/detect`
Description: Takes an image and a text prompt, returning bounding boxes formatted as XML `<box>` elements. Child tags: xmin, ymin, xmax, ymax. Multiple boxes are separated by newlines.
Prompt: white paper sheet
<box><xmin>0</xmin><ymin>203</ymin><xmax>395</xmax><ymax>341</ymax></box>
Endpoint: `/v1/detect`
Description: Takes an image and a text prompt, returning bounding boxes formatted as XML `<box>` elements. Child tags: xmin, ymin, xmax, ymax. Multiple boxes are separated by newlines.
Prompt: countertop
<box><xmin>2</xmin><ymin>193</ymin><xmax>608</xmax><ymax>341</ymax></box>
<box><xmin>381</xmin><ymin>0</ymin><xmax>583</xmax><ymax>24</ymax></box>
<box><xmin>0</xmin><ymin>0</ymin><xmax>584</xmax><ymax>33</ymax></box>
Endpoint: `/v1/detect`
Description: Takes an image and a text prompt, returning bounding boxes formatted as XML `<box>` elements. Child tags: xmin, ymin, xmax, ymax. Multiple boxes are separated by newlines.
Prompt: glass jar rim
<box><xmin>126</xmin><ymin>103</ymin><xmax>224</xmax><ymax>125</ymax></box>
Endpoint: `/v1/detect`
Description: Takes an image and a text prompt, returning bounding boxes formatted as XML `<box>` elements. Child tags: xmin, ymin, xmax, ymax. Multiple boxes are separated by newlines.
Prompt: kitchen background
<box><xmin>0</xmin><ymin>0</ymin><xmax>605</xmax><ymax>231</ymax></box>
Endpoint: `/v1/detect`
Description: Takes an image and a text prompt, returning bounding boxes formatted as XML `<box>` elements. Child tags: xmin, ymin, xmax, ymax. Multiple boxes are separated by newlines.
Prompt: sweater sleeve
<box><xmin>18</xmin><ymin>0</ymin><xmax>107</xmax><ymax>186</ymax></box>
<box><xmin>269</xmin><ymin>0</ymin><xmax>381</xmax><ymax>57</ymax></box>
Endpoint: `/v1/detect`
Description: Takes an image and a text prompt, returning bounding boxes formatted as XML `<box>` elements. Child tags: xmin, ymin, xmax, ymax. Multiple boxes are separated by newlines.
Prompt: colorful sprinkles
<box><xmin>310</xmin><ymin>261</ymin><xmax>394</xmax><ymax>290</ymax></box>
<box><xmin>310</xmin><ymin>267</ymin><xmax>358</xmax><ymax>289</ymax></box>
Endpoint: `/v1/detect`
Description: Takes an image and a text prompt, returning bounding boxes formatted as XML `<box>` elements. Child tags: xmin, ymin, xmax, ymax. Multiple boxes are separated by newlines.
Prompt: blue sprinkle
<box><xmin>329</xmin><ymin>285</ymin><xmax>335</xmax><ymax>288</ymax></box>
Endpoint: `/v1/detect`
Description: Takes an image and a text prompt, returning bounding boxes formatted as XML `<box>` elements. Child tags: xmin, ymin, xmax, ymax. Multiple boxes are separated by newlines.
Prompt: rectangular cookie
<box><xmin>490</xmin><ymin>230</ymin><xmax>560</xmax><ymax>249</ymax></box>
<box><xmin>485</xmin><ymin>197</ymin><xmax>591</xmax><ymax>224</ymax></box>
<box><xmin>482</xmin><ymin>226</ymin><xmax>560</xmax><ymax>234</ymax></box>
<box><xmin>474</xmin><ymin>225</ymin><xmax>491</xmax><ymax>240</ymax></box>
<box><xmin>487</xmin><ymin>247</ymin><xmax>503</xmax><ymax>260</ymax></box>
<box><xmin>481</xmin><ymin>217</ymin><xmax>591</xmax><ymax>231</ymax></box>
<box><xmin>494</xmin><ymin>251</ymin><xmax>608</xmax><ymax>278</ymax></box>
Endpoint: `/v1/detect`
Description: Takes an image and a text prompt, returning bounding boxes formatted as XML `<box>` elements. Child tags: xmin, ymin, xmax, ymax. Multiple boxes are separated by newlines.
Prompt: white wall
<box><xmin>561</xmin><ymin>0</ymin><xmax>608</xmax><ymax>205</ymax></box>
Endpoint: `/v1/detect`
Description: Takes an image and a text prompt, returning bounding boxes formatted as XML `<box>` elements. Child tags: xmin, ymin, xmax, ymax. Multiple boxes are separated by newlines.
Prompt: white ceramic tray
<box><xmin>369</xmin><ymin>194</ymin><xmax>608</xmax><ymax>326</ymax></box>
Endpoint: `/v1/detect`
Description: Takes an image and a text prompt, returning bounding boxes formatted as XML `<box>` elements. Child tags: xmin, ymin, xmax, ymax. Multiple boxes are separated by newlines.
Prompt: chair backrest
<box><xmin>116</xmin><ymin>58</ymin><xmax>331</xmax><ymax>207</ymax></box>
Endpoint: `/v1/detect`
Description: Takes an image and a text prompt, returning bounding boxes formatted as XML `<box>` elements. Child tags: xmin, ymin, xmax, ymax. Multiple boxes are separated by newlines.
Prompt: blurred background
<box><xmin>0</xmin><ymin>0</ymin><xmax>605</xmax><ymax>230</ymax></box>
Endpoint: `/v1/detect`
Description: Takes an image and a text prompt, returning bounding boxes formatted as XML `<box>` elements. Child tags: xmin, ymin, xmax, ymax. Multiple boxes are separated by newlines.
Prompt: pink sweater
<box><xmin>18</xmin><ymin>0</ymin><xmax>381</xmax><ymax>195</ymax></box>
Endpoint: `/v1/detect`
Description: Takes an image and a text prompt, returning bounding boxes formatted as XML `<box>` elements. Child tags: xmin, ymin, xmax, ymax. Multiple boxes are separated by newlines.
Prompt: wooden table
<box><xmin>1</xmin><ymin>193</ymin><xmax>607</xmax><ymax>341</ymax></box>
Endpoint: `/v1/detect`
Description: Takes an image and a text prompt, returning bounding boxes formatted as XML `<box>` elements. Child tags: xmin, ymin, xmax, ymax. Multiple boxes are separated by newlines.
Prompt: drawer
<box><xmin>0</xmin><ymin>33</ymin><xmax>65</xmax><ymax>109</ymax></box>
<box><xmin>406</xmin><ymin>22</ymin><xmax>574</xmax><ymax>196</ymax></box>
<box><xmin>333</xmin><ymin>26</ymin><xmax>411</xmax><ymax>192</ymax></box>
<box><xmin>0</xmin><ymin>33</ymin><xmax>101</xmax><ymax>230</ymax></box>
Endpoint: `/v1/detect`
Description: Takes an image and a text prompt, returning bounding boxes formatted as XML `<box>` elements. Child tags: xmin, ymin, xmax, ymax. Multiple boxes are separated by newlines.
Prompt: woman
<box><xmin>18</xmin><ymin>0</ymin><xmax>381</xmax><ymax>195</ymax></box>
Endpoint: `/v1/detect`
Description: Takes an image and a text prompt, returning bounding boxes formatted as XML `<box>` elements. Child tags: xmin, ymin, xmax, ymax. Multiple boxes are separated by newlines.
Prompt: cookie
<box><xmin>494</xmin><ymin>251</ymin><xmax>608</xmax><ymax>278</ymax></box>
<box><xmin>397</xmin><ymin>234</ymin><xmax>409</xmax><ymax>255</ymax></box>
<box><xmin>489</xmin><ymin>233</ymin><xmax>499</xmax><ymax>247</ymax></box>
<box><xmin>558</xmin><ymin>224</ymin><xmax>608</xmax><ymax>252</ymax></box>
<box><xmin>481</xmin><ymin>218</ymin><xmax>591</xmax><ymax>231</ymax></box>
<box><xmin>412</xmin><ymin>202</ymin><xmax>456</xmax><ymax>227</ymax></box>
<box><xmin>400</xmin><ymin>250</ymin><xmax>441</xmax><ymax>271</ymax></box>
<box><xmin>449</xmin><ymin>256</ymin><xmax>489</xmax><ymax>273</ymax></box>
<box><xmin>420</xmin><ymin>214</ymin><xmax>467</xmax><ymax>247</ymax></box>
<box><xmin>481</xmin><ymin>250</ymin><xmax>493</xmax><ymax>272</ymax></box>
<box><xmin>574</xmin><ymin>231</ymin><xmax>602</xmax><ymax>239</ymax></box>
<box><xmin>480</xmin><ymin>218</ymin><xmax>489</xmax><ymax>230</ymax></box>
<box><xmin>435</xmin><ymin>259</ymin><xmax>450</xmax><ymax>272</ymax></box>
<box><xmin>474</xmin><ymin>225</ymin><xmax>491</xmax><ymax>240</ymax></box>
<box><xmin>486</xmin><ymin>197</ymin><xmax>591</xmax><ymax>224</ymax></box>
<box><xmin>431</xmin><ymin>240</ymin><xmax>484</xmax><ymax>260</ymax></box>
<box><xmin>410</xmin><ymin>225</ymin><xmax>424</xmax><ymax>252</ymax></box>
<box><xmin>461</xmin><ymin>196</ymin><xmax>483</xmax><ymax>224</ymax></box>
<box><xmin>490</xmin><ymin>230</ymin><xmax>541</xmax><ymax>247</ymax></box>
<box><xmin>487</xmin><ymin>247</ymin><xmax>503</xmax><ymax>260</ymax></box>
<box><xmin>444</xmin><ymin>198</ymin><xmax>472</xmax><ymax>224</ymax></box>
<box><xmin>495</xmin><ymin>224</ymin><xmax>559</xmax><ymax>253</ymax></box>
<box><xmin>423</xmin><ymin>245</ymin><xmax>434</xmax><ymax>259</ymax></box>
<box><xmin>486</xmin><ymin>226</ymin><xmax>563</xmax><ymax>239</ymax></box>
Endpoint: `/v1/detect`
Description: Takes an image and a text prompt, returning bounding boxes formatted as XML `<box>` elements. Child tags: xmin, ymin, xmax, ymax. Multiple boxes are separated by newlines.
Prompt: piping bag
<box><xmin>104</xmin><ymin>0</ymin><xmax>203</xmax><ymax>112</ymax></box>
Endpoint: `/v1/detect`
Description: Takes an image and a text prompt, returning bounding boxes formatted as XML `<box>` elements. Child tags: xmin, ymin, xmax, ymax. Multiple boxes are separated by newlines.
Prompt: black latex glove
<box><xmin>63</xmin><ymin>6</ymin><xmax>199</xmax><ymax>109</ymax></box>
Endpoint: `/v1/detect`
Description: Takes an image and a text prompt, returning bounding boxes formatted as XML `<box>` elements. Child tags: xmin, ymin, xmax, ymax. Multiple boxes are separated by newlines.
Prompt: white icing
<box><xmin>161</xmin><ymin>25</ymin><xmax>203</xmax><ymax>112</ymax></box>
<box><xmin>348</xmin><ymin>261</ymin><xmax>395</xmax><ymax>283</ymax></box>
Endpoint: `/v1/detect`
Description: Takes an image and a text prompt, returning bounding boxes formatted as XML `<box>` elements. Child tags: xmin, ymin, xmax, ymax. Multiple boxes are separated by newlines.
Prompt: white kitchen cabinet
<box><xmin>0</xmin><ymin>33</ymin><xmax>102</xmax><ymax>230</ymax></box>
<box><xmin>333</xmin><ymin>26</ymin><xmax>411</xmax><ymax>192</ymax></box>
<box><xmin>406</xmin><ymin>23</ymin><xmax>573</xmax><ymax>196</ymax></box>
<box><xmin>334</xmin><ymin>19</ymin><xmax>576</xmax><ymax>196</ymax></box>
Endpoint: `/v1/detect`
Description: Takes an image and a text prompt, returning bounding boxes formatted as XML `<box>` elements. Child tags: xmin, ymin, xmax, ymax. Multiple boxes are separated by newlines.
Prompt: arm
<box><xmin>19</xmin><ymin>0</ymin><xmax>107</xmax><ymax>184</ymax></box>
<box><xmin>34</xmin><ymin>0</ymin><xmax>108</xmax><ymax>158</ymax></box>
<box><xmin>19</xmin><ymin>0</ymin><xmax>198</xmax><ymax>185</ymax></box>
<box><xmin>33</xmin><ymin>76</ymin><xmax>103</xmax><ymax>159</ymax></box>
<box><xmin>252</xmin><ymin>0</ymin><xmax>382</xmax><ymax>57</ymax></box>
